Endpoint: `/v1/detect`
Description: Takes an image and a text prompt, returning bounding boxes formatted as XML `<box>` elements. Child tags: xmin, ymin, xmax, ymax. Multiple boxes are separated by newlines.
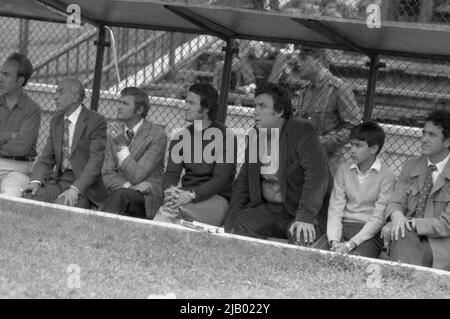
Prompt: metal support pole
<box><xmin>217</xmin><ymin>39</ymin><xmax>236</xmax><ymax>124</ymax></box>
<box><xmin>168</xmin><ymin>33</ymin><xmax>176</xmax><ymax>80</ymax></box>
<box><xmin>18</xmin><ymin>20</ymin><xmax>30</xmax><ymax>56</ymax></box>
<box><xmin>363</xmin><ymin>55</ymin><xmax>384</xmax><ymax>121</ymax></box>
<box><xmin>90</xmin><ymin>25</ymin><xmax>108</xmax><ymax>111</ymax></box>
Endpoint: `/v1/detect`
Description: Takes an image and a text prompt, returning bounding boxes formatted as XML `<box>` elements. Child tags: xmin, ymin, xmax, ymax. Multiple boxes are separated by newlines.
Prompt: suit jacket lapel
<box><xmin>411</xmin><ymin>156</ymin><xmax>427</xmax><ymax>192</ymax></box>
<box><xmin>71</xmin><ymin>106</ymin><xmax>87</xmax><ymax>155</ymax></box>
<box><xmin>54</xmin><ymin>112</ymin><xmax>65</xmax><ymax>167</ymax></box>
<box><xmin>248</xmin><ymin>129</ymin><xmax>261</xmax><ymax>205</ymax></box>
<box><xmin>278</xmin><ymin>120</ymin><xmax>288</xmax><ymax>200</ymax></box>
<box><xmin>431</xmin><ymin>157</ymin><xmax>450</xmax><ymax>195</ymax></box>
<box><xmin>130</xmin><ymin>120</ymin><xmax>151</xmax><ymax>157</ymax></box>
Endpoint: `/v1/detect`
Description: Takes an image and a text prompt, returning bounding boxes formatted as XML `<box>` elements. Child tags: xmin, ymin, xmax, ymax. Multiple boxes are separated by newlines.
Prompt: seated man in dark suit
<box><xmin>22</xmin><ymin>78</ymin><xmax>107</xmax><ymax>208</ymax></box>
<box><xmin>224</xmin><ymin>83</ymin><xmax>331</xmax><ymax>245</ymax></box>
<box><xmin>101</xmin><ymin>87</ymin><xmax>167</xmax><ymax>219</ymax></box>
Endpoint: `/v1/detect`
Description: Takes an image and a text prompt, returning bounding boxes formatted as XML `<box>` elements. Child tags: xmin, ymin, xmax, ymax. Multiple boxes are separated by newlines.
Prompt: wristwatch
<box><xmin>345</xmin><ymin>240</ymin><xmax>357</xmax><ymax>251</ymax></box>
<box><xmin>189</xmin><ymin>190</ymin><xmax>196</xmax><ymax>201</ymax></box>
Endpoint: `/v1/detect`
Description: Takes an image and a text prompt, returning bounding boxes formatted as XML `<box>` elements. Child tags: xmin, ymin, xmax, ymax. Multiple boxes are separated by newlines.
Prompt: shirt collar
<box><xmin>428</xmin><ymin>152</ymin><xmax>450</xmax><ymax>175</ymax></box>
<box><xmin>350</xmin><ymin>157</ymin><xmax>382</xmax><ymax>173</ymax></box>
<box><xmin>0</xmin><ymin>90</ymin><xmax>26</xmax><ymax>110</ymax></box>
<box><xmin>65</xmin><ymin>105</ymin><xmax>83</xmax><ymax>124</ymax></box>
<box><xmin>125</xmin><ymin>118</ymin><xmax>144</xmax><ymax>135</ymax></box>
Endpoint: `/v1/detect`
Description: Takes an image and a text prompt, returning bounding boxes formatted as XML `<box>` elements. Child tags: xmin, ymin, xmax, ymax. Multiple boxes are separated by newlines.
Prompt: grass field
<box><xmin>0</xmin><ymin>197</ymin><xmax>449</xmax><ymax>299</ymax></box>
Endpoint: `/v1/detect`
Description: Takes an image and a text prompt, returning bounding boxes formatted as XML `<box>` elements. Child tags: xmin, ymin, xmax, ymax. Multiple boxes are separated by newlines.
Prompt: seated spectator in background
<box><xmin>269</xmin><ymin>46</ymin><xmax>362</xmax><ymax>175</ymax></box>
<box><xmin>213</xmin><ymin>40</ymin><xmax>277</xmax><ymax>95</ymax></box>
<box><xmin>0</xmin><ymin>53</ymin><xmax>41</xmax><ymax>197</ymax></box>
<box><xmin>154</xmin><ymin>83</ymin><xmax>236</xmax><ymax>226</ymax></box>
<box><xmin>384</xmin><ymin>0</ymin><xmax>435</xmax><ymax>23</ymax></box>
<box><xmin>251</xmin><ymin>0</ymin><xmax>279</xmax><ymax>11</ymax></box>
<box><xmin>382</xmin><ymin>110</ymin><xmax>450</xmax><ymax>270</ymax></box>
<box><xmin>225</xmin><ymin>83</ymin><xmax>331</xmax><ymax>245</ymax></box>
<box><xmin>101</xmin><ymin>87</ymin><xmax>167</xmax><ymax>219</ymax></box>
<box><xmin>22</xmin><ymin>78</ymin><xmax>107</xmax><ymax>208</ymax></box>
<box><xmin>316</xmin><ymin>121</ymin><xmax>396</xmax><ymax>258</ymax></box>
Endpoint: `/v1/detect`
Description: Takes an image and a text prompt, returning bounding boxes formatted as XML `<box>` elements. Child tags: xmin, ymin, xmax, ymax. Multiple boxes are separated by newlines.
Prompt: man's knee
<box><xmin>224</xmin><ymin>210</ymin><xmax>250</xmax><ymax>235</ymax></box>
<box><xmin>111</xmin><ymin>188</ymin><xmax>133</xmax><ymax>199</ymax></box>
<box><xmin>390</xmin><ymin>230</ymin><xmax>417</xmax><ymax>250</ymax></box>
<box><xmin>224</xmin><ymin>213</ymin><xmax>241</xmax><ymax>233</ymax></box>
<box><xmin>388</xmin><ymin>230</ymin><xmax>427</xmax><ymax>265</ymax></box>
<box><xmin>102</xmin><ymin>188</ymin><xmax>133</xmax><ymax>211</ymax></box>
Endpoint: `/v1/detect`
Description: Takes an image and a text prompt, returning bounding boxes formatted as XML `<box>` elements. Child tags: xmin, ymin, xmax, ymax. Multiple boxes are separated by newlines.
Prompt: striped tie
<box><xmin>61</xmin><ymin>118</ymin><xmax>72</xmax><ymax>172</ymax></box>
<box><xmin>126</xmin><ymin>129</ymin><xmax>134</xmax><ymax>145</ymax></box>
<box><xmin>414</xmin><ymin>164</ymin><xmax>438</xmax><ymax>219</ymax></box>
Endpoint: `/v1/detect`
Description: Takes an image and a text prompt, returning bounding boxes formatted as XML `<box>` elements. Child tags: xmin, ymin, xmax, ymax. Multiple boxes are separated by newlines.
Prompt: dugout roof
<box><xmin>2</xmin><ymin>0</ymin><xmax>450</xmax><ymax>59</ymax></box>
<box><xmin>0</xmin><ymin>0</ymin><xmax>66</xmax><ymax>23</ymax></box>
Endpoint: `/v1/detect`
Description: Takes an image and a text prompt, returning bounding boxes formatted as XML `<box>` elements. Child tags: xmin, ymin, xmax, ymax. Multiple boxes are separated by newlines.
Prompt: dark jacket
<box><xmin>31</xmin><ymin>106</ymin><xmax>108</xmax><ymax>205</ymax></box>
<box><xmin>227</xmin><ymin>118</ymin><xmax>331</xmax><ymax>227</ymax></box>
<box><xmin>163</xmin><ymin>121</ymin><xmax>236</xmax><ymax>202</ymax></box>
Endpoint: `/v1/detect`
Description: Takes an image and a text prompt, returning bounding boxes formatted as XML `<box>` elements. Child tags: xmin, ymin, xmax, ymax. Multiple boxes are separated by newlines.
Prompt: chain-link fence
<box><xmin>1</xmin><ymin>0</ymin><xmax>449</xmax><ymax>176</ymax></box>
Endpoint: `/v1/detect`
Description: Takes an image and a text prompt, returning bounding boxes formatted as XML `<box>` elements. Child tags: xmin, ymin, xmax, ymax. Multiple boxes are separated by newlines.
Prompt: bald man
<box><xmin>22</xmin><ymin>78</ymin><xmax>108</xmax><ymax>208</ymax></box>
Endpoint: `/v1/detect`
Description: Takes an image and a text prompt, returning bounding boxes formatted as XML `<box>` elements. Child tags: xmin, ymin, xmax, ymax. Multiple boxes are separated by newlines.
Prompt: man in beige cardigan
<box><xmin>101</xmin><ymin>87</ymin><xmax>167</xmax><ymax>219</ymax></box>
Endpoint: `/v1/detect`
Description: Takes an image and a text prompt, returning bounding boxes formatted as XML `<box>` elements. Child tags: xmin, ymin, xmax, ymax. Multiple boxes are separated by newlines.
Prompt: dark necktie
<box><xmin>62</xmin><ymin>118</ymin><xmax>71</xmax><ymax>171</ymax></box>
<box><xmin>414</xmin><ymin>164</ymin><xmax>438</xmax><ymax>218</ymax></box>
<box><xmin>126</xmin><ymin>129</ymin><xmax>134</xmax><ymax>145</ymax></box>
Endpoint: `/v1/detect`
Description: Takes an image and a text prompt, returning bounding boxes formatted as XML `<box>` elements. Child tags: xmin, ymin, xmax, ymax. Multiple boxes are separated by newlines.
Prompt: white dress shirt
<box><xmin>350</xmin><ymin>157</ymin><xmax>382</xmax><ymax>184</ymax></box>
<box><xmin>29</xmin><ymin>105</ymin><xmax>82</xmax><ymax>190</ymax></box>
<box><xmin>64</xmin><ymin>105</ymin><xmax>83</xmax><ymax>156</ymax></box>
<box><xmin>428</xmin><ymin>152</ymin><xmax>450</xmax><ymax>183</ymax></box>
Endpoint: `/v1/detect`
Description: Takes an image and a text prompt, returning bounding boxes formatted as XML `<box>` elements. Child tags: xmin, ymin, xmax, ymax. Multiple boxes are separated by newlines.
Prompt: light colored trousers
<box><xmin>154</xmin><ymin>194</ymin><xmax>229</xmax><ymax>227</ymax></box>
<box><xmin>0</xmin><ymin>158</ymin><xmax>32</xmax><ymax>197</ymax></box>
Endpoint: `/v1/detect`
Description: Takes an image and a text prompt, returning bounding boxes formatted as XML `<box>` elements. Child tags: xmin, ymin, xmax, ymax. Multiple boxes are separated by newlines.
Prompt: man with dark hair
<box><xmin>22</xmin><ymin>78</ymin><xmax>107</xmax><ymax>208</ymax></box>
<box><xmin>316</xmin><ymin>121</ymin><xmax>396</xmax><ymax>258</ymax></box>
<box><xmin>269</xmin><ymin>46</ymin><xmax>362</xmax><ymax>174</ymax></box>
<box><xmin>382</xmin><ymin>110</ymin><xmax>450</xmax><ymax>270</ymax></box>
<box><xmin>101</xmin><ymin>87</ymin><xmax>167</xmax><ymax>219</ymax></box>
<box><xmin>225</xmin><ymin>83</ymin><xmax>331</xmax><ymax>245</ymax></box>
<box><xmin>154</xmin><ymin>83</ymin><xmax>236</xmax><ymax>226</ymax></box>
<box><xmin>0</xmin><ymin>53</ymin><xmax>41</xmax><ymax>197</ymax></box>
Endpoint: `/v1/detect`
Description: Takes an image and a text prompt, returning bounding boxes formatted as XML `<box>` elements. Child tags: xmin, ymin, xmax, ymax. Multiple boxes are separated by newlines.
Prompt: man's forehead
<box><xmin>424</xmin><ymin>121</ymin><xmax>444</xmax><ymax>134</ymax></box>
<box><xmin>58</xmin><ymin>79</ymin><xmax>80</xmax><ymax>91</ymax></box>
<box><xmin>186</xmin><ymin>91</ymin><xmax>200</xmax><ymax>100</ymax></box>
<box><xmin>255</xmin><ymin>93</ymin><xmax>273</xmax><ymax>105</ymax></box>
<box><xmin>350</xmin><ymin>139</ymin><xmax>367</xmax><ymax>145</ymax></box>
<box><xmin>119</xmin><ymin>95</ymin><xmax>135</xmax><ymax>103</ymax></box>
<box><xmin>1</xmin><ymin>60</ymin><xmax>18</xmax><ymax>73</ymax></box>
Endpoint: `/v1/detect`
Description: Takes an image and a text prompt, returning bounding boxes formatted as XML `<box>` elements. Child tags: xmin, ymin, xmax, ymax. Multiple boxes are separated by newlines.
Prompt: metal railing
<box><xmin>32</xmin><ymin>29</ymin><xmax>97</xmax><ymax>85</ymax></box>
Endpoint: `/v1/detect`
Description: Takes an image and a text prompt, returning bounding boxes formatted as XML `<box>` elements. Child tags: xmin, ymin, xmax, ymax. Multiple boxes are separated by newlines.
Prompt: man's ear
<box><xmin>370</xmin><ymin>144</ymin><xmax>380</xmax><ymax>155</ymax></box>
<box><xmin>16</xmin><ymin>76</ymin><xmax>25</xmax><ymax>87</ymax></box>
<box><xmin>444</xmin><ymin>137</ymin><xmax>450</xmax><ymax>149</ymax></box>
<box><xmin>135</xmin><ymin>105</ymin><xmax>144</xmax><ymax>117</ymax></box>
<box><xmin>275</xmin><ymin>109</ymin><xmax>284</xmax><ymax>119</ymax></box>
